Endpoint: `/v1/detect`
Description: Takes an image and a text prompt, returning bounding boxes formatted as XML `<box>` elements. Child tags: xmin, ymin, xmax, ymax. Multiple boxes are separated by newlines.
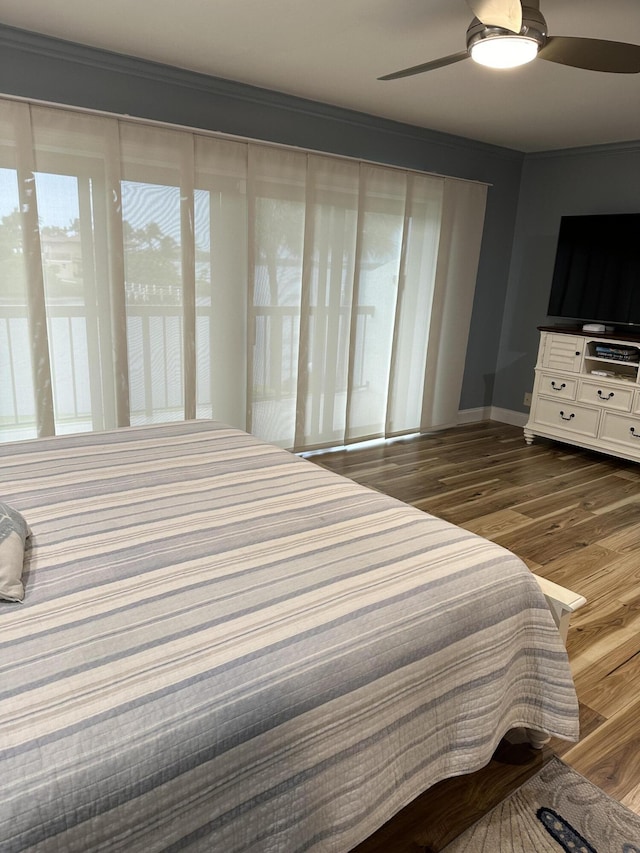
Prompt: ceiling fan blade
<box><xmin>466</xmin><ymin>0</ymin><xmax>522</xmax><ymax>33</ymax></box>
<box><xmin>538</xmin><ymin>36</ymin><xmax>640</xmax><ymax>73</ymax></box>
<box><xmin>378</xmin><ymin>51</ymin><xmax>469</xmax><ymax>80</ymax></box>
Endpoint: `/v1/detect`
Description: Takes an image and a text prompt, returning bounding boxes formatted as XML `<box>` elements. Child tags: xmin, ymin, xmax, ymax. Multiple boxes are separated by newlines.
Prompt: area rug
<box><xmin>442</xmin><ymin>756</ymin><xmax>640</xmax><ymax>852</ymax></box>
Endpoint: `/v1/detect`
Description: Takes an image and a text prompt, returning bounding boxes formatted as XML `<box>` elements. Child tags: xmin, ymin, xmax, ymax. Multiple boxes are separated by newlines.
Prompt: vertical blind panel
<box><xmin>121</xmin><ymin>178</ymin><xmax>185</xmax><ymax>425</ymax></box>
<box><xmin>10</xmin><ymin>102</ymin><xmax>56</xmax><ymax>439</ymax></box>
<box><xmin>33</xmin><ymin>170</ymin><xmax>86</xmax><ymax>431</ymax></box>
<box><xmin>248</xmin><ymin>145</ymin><xmax>307</xmax><ymax>447</ymax></box>
<box><xmin>386</xmin><ymin>174</ymin><xmax>444</xmax><ymax>436</ymax></box>
<box><xmin>421</xmin><ymin>179</ymin><xmax>488</xmax><ymax>431</ymax></box>
<box><xmin>0</xmin><ymin>104</ymin><xmax>37</xmax><ymax>441</ymax></box>
<box><xmin>346</xmin><ymin>165</ymin><xmax>406</xmax><ymax>444</ymax></box>
<box><xmin>181</xmin><ymin>137</ymin><xmax>197</xmax><ymax>422</ymax></box>
<box><xmin>296</xmin><ymin>155</ymin><xmax>359</xmax><ymax>450</ymax></box>
<box><xmin>194</xmin><ymin>136</ymin><xmax>248</xmax><ymax>430</ymax></box>
<box><xmin>119</xmin><ymin>124</ymin><xmax>189</xmax><ymax>425</ymax></box>
<box><xmin>30</xmin><ymin>106</ymin><xmax>125</xmax><ymax>435</ymax></box>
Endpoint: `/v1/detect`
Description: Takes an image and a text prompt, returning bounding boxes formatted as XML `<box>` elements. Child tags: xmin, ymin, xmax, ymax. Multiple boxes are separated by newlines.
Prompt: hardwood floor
<box><xmin>309</xmin><ymin>421</ymin><xmax>640</xmax><ymax>852</ymax></box>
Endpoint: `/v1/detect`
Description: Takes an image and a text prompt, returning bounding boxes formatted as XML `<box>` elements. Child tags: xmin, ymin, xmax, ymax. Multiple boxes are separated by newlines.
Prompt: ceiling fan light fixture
<box><xmin>378</xmin><ymin>4</ymin><xmax>640</xmax><ymax>83</ymax></box>
<box><xmin>469</xmin><ymin>33</ymin><xmax>539</xmax><ymax>68</ymax></box>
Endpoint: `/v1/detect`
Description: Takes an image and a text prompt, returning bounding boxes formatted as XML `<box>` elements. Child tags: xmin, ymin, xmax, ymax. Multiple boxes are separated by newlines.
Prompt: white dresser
<box><xmin>524</xmin><ymin>326</ymin><xmax>640</xmax><ymax>463</ymax></box>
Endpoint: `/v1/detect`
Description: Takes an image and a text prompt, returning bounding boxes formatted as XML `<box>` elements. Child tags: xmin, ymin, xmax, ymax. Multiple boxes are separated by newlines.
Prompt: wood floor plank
<box><xmin>459</xmin><ymin>508</ymin><xmax>531</xmax><ymax>538</ymax></box>
<box><xmin>411</xmin><ymin>478</ymin><xmax>506</xmax><ymax>515</ymax></box>
<box><xmin>514</xmin><ymin>473</ymin><xmax>640</xmax><ymax>519</ymax></box>
<box><xmin>599</xmin><ymin>521</ymin><xmax>640</xmax><ymax>554</ymax></box>
<box><xmin>531</xmin><ymin>543</ymin><xmax>619</xmax><ymax>592</ymax></box>
<box><xmin>550</xmin><ymin>552</ymin><xmax>640</xmax><ymax>616</ymax></box>
<box><xmin>573</xmin><ymin>632</ymin><xmax>640</xmax><ymax>699</ymax></box>
<box><xmin>562</xmin><ymin>695</ymin><xmax>640</xmax><ymax>800</ymax></box>
<box><xmin>622</xmin><ymin>782</ymin><xmax>640</xmax><ymax>816</ymax></box>
<box><xmin>430</xmin><ymin>466</ymin><xmax>612</xmax><ymax>527</ymax></box>
<box><xmin>494</xmin><ymin>502</ymin><xmax>640</xmax><ymax>565</ymax></box>
<box><xmin>565</xmin><ymin>591</ymin><xmax>640</xmax><ymax>678</ymax></box>
<box><xmin>439</xmin><ymin>451</ymin><xmax>593</xmax><ymax>488</ymax></box>
<box><xmin>615</xmin><ymin>467</ymin><xmax>640</xmax><ymax>482</ymax></box>
<box><xmin>491</xmin><ymin>506</ymin><xmax>596</xmax><ymax>563</ymax></box>
<box><xmin>578</xmin><ymin>647</ymin><xmax>640</xmax><ymax>719</ymax></box>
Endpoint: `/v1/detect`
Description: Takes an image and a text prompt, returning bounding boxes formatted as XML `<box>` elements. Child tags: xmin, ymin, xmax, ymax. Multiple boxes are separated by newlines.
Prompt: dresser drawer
<box><xmin>577</xmin><ymin>379</ymin><xmax>633</xmax><ymax>411</ymax></box>
<box><xmin>600</xmin><ymin>412</ymin><xmax>640</xmax><ymax>449</ymax></box>
<box><xmin>538</xmin><ymin>373</ymin><xmax>577</xmax><ymax>400</ymax></box>
<box><xmin>532</xmin><ymin>398</ymin><xmax>600</xmax><ymax>437</ymax></box>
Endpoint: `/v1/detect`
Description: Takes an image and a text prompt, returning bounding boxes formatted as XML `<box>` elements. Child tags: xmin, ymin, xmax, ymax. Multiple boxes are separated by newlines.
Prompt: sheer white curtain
<box><xmin>297</xmin><ymin>155</ymin><xmax>360</xmax><ymax>448</ymax></box>
<box><xmin>421</xmin><ymin>179</ymin><xmax>489</xmax><ymax>431</ymax></box>
<box><xmin>119</xmin><ymin>122</ymin><xmax>196</xmax><ymax>425</ymax></box>
<box><xmin>194</xmin><ymin>136</ymin><xmax>248</xmax><ymax>429</ymax></box>
<box><xmin>0</xmin><ymin>102</ymin><xmax>125</xmax><ymax>437</ymax></box>
<box><xmin>0</xmin><ymin>97</ymin><xmax>487</xmax><ymax>450</ymax></box>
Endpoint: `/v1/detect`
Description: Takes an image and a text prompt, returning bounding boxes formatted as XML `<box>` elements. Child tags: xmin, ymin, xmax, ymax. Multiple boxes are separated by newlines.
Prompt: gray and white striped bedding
<box><xmin>0</xmin><ymin>420</ymin><xmax>579</xmax><ymax>852</ymax></box>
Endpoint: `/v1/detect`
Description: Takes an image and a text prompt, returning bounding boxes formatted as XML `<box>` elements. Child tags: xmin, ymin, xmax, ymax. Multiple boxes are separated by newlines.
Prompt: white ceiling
<box><xmin>2</xmin><ymin>0</ymin><xmax>640</xmax><ymax>152</ymax></box>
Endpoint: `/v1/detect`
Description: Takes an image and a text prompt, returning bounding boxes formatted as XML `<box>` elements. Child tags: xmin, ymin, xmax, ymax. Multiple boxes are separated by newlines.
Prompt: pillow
<box><xmin>0</xmin><ymin>502</ymin><xmax>30</xmax><ymax>603</ymax></box>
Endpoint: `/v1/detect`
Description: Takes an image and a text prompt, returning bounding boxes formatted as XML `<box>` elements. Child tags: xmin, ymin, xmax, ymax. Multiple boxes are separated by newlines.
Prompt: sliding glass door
<box><xmin>0</xmin><ymin>97</ymin><xmax>487</xmax><ymax>450</ymax></box>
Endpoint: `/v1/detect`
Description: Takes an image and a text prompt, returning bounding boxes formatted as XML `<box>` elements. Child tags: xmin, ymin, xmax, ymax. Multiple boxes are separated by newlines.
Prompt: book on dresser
<box><xmin>524</xmin><ymin>326</ymin><xmax>640</xmax><ymax>463</ymax></box>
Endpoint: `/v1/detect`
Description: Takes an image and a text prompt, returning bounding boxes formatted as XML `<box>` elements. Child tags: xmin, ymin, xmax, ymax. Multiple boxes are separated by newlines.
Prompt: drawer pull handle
<box><xmin>551</xmin><ymin>381</ymin><xmax>566</xmax><ymax>391</ymax></box>
<box><xmin>559</xmin><ymin>411</ymin><xmax>575</xmax><ymax>421</ymax></box>
<box><xmin>597</xmin><ymin>389</ymin><xmax>614</xmax><ymax>400</ymax></box>
<box><xmin>575</xmin><ymin>351</ymin><xmax>581</xmax><ymax>356</ymax></box>
<box><xmin>630</xmin><ymin>427</ymin><xmax>640</xmax><ymax>439</ymax></box>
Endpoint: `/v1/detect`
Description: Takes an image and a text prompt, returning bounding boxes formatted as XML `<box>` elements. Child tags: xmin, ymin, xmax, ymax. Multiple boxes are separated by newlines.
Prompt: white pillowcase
<box><xmin>0</xmin><ymin>502</ymin><xmax>30</xmax><ymax>603</ymax></box>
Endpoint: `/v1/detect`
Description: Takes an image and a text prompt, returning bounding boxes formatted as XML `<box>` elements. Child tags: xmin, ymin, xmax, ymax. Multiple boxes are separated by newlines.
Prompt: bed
<box><xmin>0</xmin><ymin>420</ymin><xmax>579</xmax><ymax>852</ymax></box>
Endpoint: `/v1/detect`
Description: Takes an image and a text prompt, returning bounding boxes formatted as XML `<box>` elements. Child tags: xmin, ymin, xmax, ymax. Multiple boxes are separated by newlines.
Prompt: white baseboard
<box><xmin>490</xmin><ymin>406</ymin><xmax>529</xmax><ymax>427</ymax></box>
<box><xmin>457</xmin><ymin>406</ymin><xmax>491</xmax><ymax>424</ymax></box>
<box><xmin>458</xmin><ymin>406</ymin><xmax>528</xmax><ymax>428</ymax></box>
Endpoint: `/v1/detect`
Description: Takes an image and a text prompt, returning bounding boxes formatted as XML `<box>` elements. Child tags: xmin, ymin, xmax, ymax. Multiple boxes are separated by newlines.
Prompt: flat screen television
<box><xmin>547</xmin><ymin>213</ymin><xmax>640</xmax><ymax>328</ymax></box>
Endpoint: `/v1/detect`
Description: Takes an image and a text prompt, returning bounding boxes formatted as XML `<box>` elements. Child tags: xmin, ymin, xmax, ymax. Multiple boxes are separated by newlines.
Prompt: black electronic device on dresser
<box><xmin>547</xmin><ymin>212</ymin><xmax>640</xmax><ymax>330</ymax></box>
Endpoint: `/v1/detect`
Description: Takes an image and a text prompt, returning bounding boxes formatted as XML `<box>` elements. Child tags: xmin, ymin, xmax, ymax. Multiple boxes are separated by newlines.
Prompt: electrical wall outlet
<box><xmin>524</xmin><ymin>392</ymin><xmax>532</xmax><ymax>407</ymax></box>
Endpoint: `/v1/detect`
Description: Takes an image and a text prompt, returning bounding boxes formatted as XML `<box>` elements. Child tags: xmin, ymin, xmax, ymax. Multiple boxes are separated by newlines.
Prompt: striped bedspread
<box><xmin>0</xmin><ymin>421</ymin><xmax>579</xmax><ymax>852</ymax></box>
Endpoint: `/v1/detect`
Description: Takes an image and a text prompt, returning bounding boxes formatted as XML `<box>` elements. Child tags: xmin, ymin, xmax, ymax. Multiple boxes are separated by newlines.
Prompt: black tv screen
<box><xmin>547</xmin><ymin>213</ymin><xmax>640</xmax><ymax>328</ymax></box>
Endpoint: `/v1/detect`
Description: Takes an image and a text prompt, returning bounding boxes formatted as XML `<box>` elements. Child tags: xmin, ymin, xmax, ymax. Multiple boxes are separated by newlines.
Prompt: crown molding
<box><xmin>0</xmin><ymin>23</ymin><xmax>523</xmax><ymax>165</ymax></box>
<box><xmin>526</xmin><ymin>139</ymin><xmax>640</xmax><ymax>160</ymax></box>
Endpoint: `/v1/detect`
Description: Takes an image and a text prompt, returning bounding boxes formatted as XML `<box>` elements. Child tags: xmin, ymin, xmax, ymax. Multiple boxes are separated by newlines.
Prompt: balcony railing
<box><xmin>0</xmin><ymin>300</ymin><xmax>374</xmax><ymax>442</ymax></box>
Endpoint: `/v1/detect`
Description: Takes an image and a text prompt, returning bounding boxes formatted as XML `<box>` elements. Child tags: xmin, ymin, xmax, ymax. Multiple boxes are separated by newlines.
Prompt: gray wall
<box><xmin>0</xmin><ymin>24</ymin><xmax>524</xmax><ymax>412</ymax></box>
<box><xmin>494</xmin><ymin>142</ymin><xmax>640</xmax><ymax>414</ymax></box>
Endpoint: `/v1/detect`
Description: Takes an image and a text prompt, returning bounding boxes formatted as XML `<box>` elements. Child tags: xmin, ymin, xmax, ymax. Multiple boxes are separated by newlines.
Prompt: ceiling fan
<box><xmin>379</xmin><ymin>0</ymin><xmax>640</xmax><ymax>79</ymax></box>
